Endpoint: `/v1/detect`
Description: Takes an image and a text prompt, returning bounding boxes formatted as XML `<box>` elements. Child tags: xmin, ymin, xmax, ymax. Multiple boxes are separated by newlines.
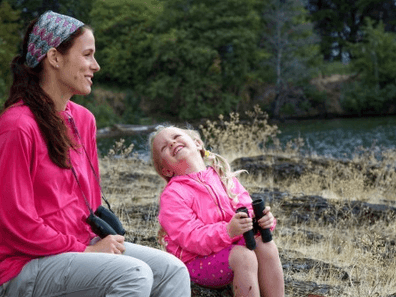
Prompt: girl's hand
<box><xmin>256</xmin><ymin>206</ymin><xmax>275</xmax><ymax>230</ymax></box>
<box><xmin>227</xmin><ymin>212</ymin><xmax>253</xmax><ymax>238</ymax></box>
<box><xmin>84</xmin><ymin>235</ymin><xmax>126</xmax><ymax>254</ymax></box>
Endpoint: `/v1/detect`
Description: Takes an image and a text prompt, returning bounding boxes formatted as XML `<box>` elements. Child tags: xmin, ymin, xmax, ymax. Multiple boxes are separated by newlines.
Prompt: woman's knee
<box><xmin>158</xmin><ymin>253</ymin><xmax>189</xmax><ymax>285</ymax></box>
<box><xmin>155</xmin><ymin>251</ymin><xmax>189</xmax><ymax>276</ymax></box>
<box><xmin>111</xmin><ymin>256</ymin><xmax>154</xmax><ymax>292</ymax></box>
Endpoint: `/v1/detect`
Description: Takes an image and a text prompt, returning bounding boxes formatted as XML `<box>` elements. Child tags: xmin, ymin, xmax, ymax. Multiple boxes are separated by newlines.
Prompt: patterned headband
<box><xmin>26</xmin><ymin>10</ymin><xmax>84</xmax><ymax>68</ymax></box>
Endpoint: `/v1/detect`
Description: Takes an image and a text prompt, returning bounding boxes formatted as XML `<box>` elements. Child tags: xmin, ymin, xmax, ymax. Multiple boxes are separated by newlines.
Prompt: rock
<box><xmin>250</xmin><ymin>190</ymin><xmax>396</xmax><ymax>226</ymax></box>
<box><xmin>231</xmin><ymin>155</ymin><xmax>307</xmax><ymax>182</ymax></box>
<box><xmin>231</xmin><ymin>154</ymin><xmax>395</xmax><ymax>187</ymax></box>
<box><xmin>281</xmin><ymin>254</ymin><xmax>349</xmax><ymax>281</ymax></box>
<box><xmin>284</xmin><ymin>278</ymin><xmax>341</xmax><ymax>296</ymax></box>
<box><xmin>191</xmin><ymin>283</ymin><xmax>233</xmax><ymax>297</ymax></box>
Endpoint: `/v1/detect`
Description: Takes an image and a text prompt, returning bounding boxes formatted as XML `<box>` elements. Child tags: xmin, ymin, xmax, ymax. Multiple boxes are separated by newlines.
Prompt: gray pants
<box><xmin>0</xmin><ymin>242</ymin><xmax>191</xmax><ymax>297</ymax></box>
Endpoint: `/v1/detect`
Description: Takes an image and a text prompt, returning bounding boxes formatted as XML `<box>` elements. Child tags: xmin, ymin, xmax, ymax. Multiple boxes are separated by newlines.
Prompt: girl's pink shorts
<box><xmin>185</xmin><ymin>237</ymin><xmax>246</xmax><ymax>288</ymax></box>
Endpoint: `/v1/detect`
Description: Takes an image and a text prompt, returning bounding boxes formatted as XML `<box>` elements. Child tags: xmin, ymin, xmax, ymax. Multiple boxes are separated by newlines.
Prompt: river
<box><xmin>97</xmin><ymin>116</ymin><xmax>396</xmax><ymax>160</ymax></box>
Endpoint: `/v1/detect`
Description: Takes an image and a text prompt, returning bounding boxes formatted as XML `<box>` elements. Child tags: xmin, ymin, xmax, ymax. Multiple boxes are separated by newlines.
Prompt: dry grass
<box><xmin>99</xmin><ymin>106</ymin><xmax>396</xmax><ymax>296</ymax></box>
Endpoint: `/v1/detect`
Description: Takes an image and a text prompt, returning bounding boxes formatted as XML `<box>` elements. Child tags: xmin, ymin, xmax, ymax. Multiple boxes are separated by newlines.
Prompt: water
<box><xmin>97</xmin><ymin>133</ymin><xmax>150</xmax><ymax>158</ymax></box>
<box><xmin>277</xmin><ymin>116</ymin><xmax>396</xmax><ymax>159</ymax></box>
<box><xmin>97</xmin><ymin>116</ymin><xmax>396</xmax><ymax>160</ymax></box>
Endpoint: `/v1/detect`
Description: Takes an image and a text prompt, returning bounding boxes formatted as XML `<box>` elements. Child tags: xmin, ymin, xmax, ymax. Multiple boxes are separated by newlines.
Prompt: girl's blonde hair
<box><xmin>149</xmin><ymin>125</ymin><xmax>246</xmax><ymax>203</ymax></box>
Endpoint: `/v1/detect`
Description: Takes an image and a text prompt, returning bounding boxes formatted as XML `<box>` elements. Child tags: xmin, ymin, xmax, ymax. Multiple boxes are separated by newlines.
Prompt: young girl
<box><xmin>150</xmin><ymin>126</ymin><xmax>284</xmax><ymax>297</ymax></box>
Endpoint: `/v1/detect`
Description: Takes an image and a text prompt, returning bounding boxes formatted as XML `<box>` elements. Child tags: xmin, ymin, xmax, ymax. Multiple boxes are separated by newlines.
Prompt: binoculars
<box><xmin>86</xmin><ymin>206</ymin><xmax>126</xmax><ymax>239</ymax></box>
<box><xmin>236</xmin><ymin>197</ymin><xmax>273</xmax><ymax>250</ymax></box>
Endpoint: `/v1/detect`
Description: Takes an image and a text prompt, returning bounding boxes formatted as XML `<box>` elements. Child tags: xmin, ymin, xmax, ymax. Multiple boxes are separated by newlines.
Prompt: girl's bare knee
<box><xmin>255</xmin><ymin>239</ymin><xmax>279</xmax><ymax>255</ymax></box>
<box><xmin>229</xmin><ymin>246</ymin><xmax>258</xmax><ymax>273</ymax></box>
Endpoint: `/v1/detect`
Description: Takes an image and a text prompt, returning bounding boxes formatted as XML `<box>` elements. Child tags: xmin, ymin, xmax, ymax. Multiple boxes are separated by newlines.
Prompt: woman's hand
<box><xmin>84</xmin><ymin>235</ymin><xmax>126</xmax><ymax>254</ymax></box>
<box><xmin>227</xmin><ymin>212</ymin><xmax>253</xmax><ymax>238</ymax></box>
<box><xmin>256</xmin><ymin>206</ymin><xmax>275</xmax><ymax>230</ymax></box>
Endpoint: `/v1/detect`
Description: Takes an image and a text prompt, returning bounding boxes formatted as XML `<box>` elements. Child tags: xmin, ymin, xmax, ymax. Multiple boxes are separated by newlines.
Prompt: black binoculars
<box><xmin>236</xmin><ymin>197</ymin><xmax>273</xmax><ymax>250</ymax></box>
<box><xmin>86</xmin><ymin>206</ymin><xmax>126</xmax><ymax>239</ymax></box>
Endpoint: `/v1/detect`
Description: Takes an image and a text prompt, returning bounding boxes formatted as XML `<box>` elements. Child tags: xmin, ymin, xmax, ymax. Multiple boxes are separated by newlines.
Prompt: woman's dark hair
<box><xmin>2</xmin><ymin>18</ymin><xmax>90</xmax><ymax>168</ymax></box>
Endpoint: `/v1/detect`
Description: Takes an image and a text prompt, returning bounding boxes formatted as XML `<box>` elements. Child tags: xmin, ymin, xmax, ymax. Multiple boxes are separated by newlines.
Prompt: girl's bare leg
<box><xmin>254</xmin><ymin>239</ymin><xmax>284</xmax><ymax>297</ymax></box>
<box><xmin>229</xmin><ymin>245</ymin><xmax>260</xmax><ymax>297</ymax></box>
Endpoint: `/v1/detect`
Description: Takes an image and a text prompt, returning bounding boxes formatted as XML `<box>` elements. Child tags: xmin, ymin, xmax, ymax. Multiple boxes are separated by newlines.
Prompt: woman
<box><xmin>0</xmin><ymin>11</ymin><xmax>190</xmax><ymax>297</ymax></box>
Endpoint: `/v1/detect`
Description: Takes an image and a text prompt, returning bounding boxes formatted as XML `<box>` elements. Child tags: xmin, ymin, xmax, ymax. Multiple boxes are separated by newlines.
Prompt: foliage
<box><xmin>121</xmin><ymin>89</ymin><xmax>145</xmax><ymax>125</ymax></box>
<box><xmin>138</xmin><ymin>0</ymin><xmax>265</xmax><ymax>120</ymax></box>
<box><xmin>73</xmin><ymin>92</ymin><xmax>121</xmax><ymax>129</ymax></box>
<box><xmin>0</xmin><ymin>1</ymin><xmax>21</xmax><ymax>105</ymax></box>
<box><xmin>261</xmin><ymin>0</ymin><xmax>319</xmax><ymax>84</ymax></box>
<box><xmin>317</xmin><ymin>61</ymin><xmax>354</xmax><ymax>77</ymax></box>
<box><xmin>341</xmin><ymin>81</ymin><xmax>396</xmax><ymax>116</ymax></box>
<box><xmin>348</xmin><ymin>19</ymin><xmax>396</xmax><ymax>89</ymax></box>
<box><xmin>90</xmin><ymin>0</ymin><xmax>160</xmax><ymax>87</ymax></box>
<box><xmin>6</xmin><ymin>0</ymin><xmax>396</xmax><ymax>123</ymax></box>
<box><xmin>199</xmin><ymin>105</ymin><xmax>282</xmax><ymax>160</ymax></box>
<box><xmin>303</xmin><ymin>84</ymin><xmax>327</xmax><ymax>106</ymax></box>
<box><xmin>259</xmin><ymin>0</ymin><xmax>320</xmax><ymax>117</ymax></box>
<box><xmin>90</xmin><ymin>0</ymin><xmax>162</xmax><ymax>123</ymax></box>
<box><xmin>91</xmin><ymin>0</ymin><xmax>265</xmax><ymax>120</ymax></box>
<box><xmin>308</xmin><ymin>0</ymin><xmax>396</xmax><ymax>61</ymax></box>
<box><xmin>6</xmin><ymin>0</ymin><xmax>94</xmax><ymax>25</ymax></box>
<box><xmin>341</xmin><ymin>19</ymin><xmax>396</xmax><ymax>115</ymax></box>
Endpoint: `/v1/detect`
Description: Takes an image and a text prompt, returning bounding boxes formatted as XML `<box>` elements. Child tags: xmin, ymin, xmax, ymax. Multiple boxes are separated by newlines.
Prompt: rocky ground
<box><xmin>99</xmin><ymin>155</ymin><xmax>396</xmax><ymax>297</ymax></box>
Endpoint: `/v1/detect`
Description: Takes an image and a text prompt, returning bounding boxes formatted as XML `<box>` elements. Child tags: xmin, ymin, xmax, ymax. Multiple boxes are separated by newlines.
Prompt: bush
<box><xmin>303</xmin><ymin>85</ymin><xmax>327</xmax><ymax>107</ymax></box>
<box><xmin>318</xmin><ymin>61</ymin><xmax>354</xmax><ymax>77</ymax></box>
<box><xmin>340</xmin><ymin>81</ymin><xmax>396</xmax><ymax>115</ymax></box>
<box><xmin>121</xmin><ymin>89</ymin><xmax>145</xmax><ymax>125</ymax></box>
<box><xmin>0</xmin><ymin>78</ymin><xmax>6</xmax><ymax>107</ymax></box>
<box><xmin>0</xmin><ymin>2</ymin><xmax>21</xmax><ymax>107</ymax></box>
<box><xmin>73</xmin><ymin>92</ymin><xmax>121</xmax><ymax>129</ymax></box>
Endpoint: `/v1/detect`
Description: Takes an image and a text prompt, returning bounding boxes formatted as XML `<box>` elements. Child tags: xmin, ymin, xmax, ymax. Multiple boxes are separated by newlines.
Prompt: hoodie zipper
<box><xmin>189</xmin><ymin>173</ymin><xmax>226</xmax><ymax>221</ymax></box>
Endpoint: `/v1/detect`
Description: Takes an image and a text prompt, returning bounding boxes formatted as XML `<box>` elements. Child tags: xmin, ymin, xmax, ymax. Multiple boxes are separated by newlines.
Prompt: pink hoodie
<box><xmin>158</xmin><ymin>167</ymin><xmax>254</xmax><ymax>264</ymax></box>
<box><xmin>0</xmin><ymin>101</ymin><xmax>101</xmax><ymax>285</ymax></box>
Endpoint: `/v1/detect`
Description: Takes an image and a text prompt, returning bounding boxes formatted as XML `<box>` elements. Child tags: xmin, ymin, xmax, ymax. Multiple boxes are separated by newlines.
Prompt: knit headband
<box><xmin>26</xmin><ymin>10</ymin><xmax>84</xmax><ymax>68</ymax></box>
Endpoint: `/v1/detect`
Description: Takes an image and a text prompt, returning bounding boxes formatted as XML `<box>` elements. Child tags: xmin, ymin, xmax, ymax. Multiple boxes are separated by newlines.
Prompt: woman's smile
<box><xmin>85</xmin><ymin>75</ymin><xmax>93</xmax><ymax>85</ymax></box>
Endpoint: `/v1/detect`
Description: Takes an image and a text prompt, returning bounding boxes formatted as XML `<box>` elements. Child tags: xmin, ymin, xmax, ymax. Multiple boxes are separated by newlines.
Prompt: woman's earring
<box><xmin>204</xmin><ymin>150</ymin><xmax>210</xmax><ymax>157</ymax></box>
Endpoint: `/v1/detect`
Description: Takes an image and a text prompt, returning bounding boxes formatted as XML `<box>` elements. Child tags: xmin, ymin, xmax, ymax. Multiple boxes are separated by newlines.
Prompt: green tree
<box><xmin>91</xmin><ymin>0</ymin><xmax>264</xmax><ymax>120</ymax></box>
<box><xmin>142</xmin><ymin>0</ymin><xmax>263</xmax><ymax>119</ymax></box>
<box><xmin>260</xmin><ymin>0</ymin><xmax>320</xmax><ymax>117</ymax></box>
<box><xmin>90</xmin><ymin>0</ymin><xmax>160</xmax><ymax>87</ymax></box>
<box><xmin>308</xmin><ymin>0</ymin><xmax>396</xmax><ymax>61</ymax></box>
<box><xmin>0</xmin><ymin>1</ymin><xmax>21</xmax><ymax>105</ymax></box>
<box><xmin>342</xmin><ymin>19</ymin><xmax>396</xmax><ymax>114</ymax></box>
<box><xmin>6</xmin><ymin>0</ymin><xmax>94</xmax><ymax>25</ymax></box>
<box><xmin>90</xmin><ymin>0</ymin><xmax>161</xmax><ymax>123</ymax></box>
<box><xmin>349</xmin><ymin>19</ymin><xmax>396</xmax><ymax>88</ymax></box>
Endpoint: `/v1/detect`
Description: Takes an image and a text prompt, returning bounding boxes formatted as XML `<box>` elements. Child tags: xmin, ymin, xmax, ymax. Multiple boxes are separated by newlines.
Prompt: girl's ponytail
<box><xmin>188</xmin><ymin>127</ymin><xmax>247</xmax><ymax>203</ymax></box>
<box><xmin>203</xmin><ymin>150</ymin><xmax>246</xmax><ymax>204</ymax></box>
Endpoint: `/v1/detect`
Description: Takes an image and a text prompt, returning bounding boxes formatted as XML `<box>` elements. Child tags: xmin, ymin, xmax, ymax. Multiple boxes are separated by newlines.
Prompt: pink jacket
<box><xmin>158</xmin><ymin>167</ymin><xmax>254</xmax><ymax>264</ymax></box>
<box><xmin>0</xmin><ymin>101</ymin><xmax>101</xmax><ymax>285</ymax></box>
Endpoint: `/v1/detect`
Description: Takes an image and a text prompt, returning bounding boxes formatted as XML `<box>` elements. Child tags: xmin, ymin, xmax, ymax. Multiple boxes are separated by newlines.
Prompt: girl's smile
<box><xmin>173</xmin><ymin>145</ymin><xmax>184</xmax><ymax>156</ymax></box>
